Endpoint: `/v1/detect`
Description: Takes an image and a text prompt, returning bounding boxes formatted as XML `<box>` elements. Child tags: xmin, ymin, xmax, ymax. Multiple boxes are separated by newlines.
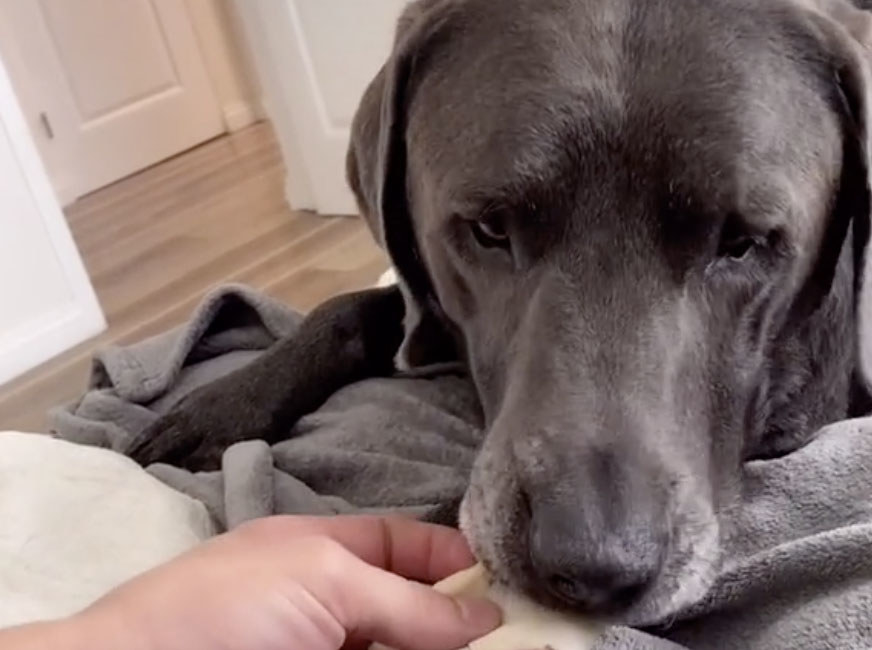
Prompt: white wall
<box><xmin>233</xmin><ymin>0</ymin><xmax>408</xmax><ymax>215</ymax></box>
<box><xmin>0</xmin><ymin>53</ymin><xmax>105</xmax><ymax>387</ymax></box>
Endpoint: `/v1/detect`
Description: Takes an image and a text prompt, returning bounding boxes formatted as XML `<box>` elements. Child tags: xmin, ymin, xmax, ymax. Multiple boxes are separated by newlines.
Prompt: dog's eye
<box><xmin>470</xmin><ymin>215</ymin><xmax>510</xmax><ymax>249</ymax></box>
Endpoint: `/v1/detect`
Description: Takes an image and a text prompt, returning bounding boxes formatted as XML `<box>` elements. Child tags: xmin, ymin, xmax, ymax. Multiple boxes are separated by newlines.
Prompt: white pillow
<box><xmin>0</xmin><ymin>432</ymin><xmax>214</xmax><ymax>626</ymax></box>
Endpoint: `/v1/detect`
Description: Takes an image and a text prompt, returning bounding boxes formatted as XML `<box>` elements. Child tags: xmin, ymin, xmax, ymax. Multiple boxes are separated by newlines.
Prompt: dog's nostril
<box><xmin>542</xmin><ymin>566</ymin><xmax>654</xmax><ymax>612</ymax></box>
<box><xmin>547</xmin><ymin>572</ymin><xmax>586</xmax><ymax>604</ymax></box>
<box><xmin>518</xmin><ymin>485</ymin><xmax>533</xmax><ymax>519</ymax></box>
<box><xmin>612</xmin><ymin>581</ymin><xmax>648</xmax><ymax>610</ymax></box>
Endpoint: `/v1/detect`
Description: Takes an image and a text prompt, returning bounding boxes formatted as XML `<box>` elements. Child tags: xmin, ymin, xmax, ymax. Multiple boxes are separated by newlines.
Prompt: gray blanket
<box><xmin>52</xmin><ymin>285</ymin><xmax>872</xmax><ymax>649</ymax></box>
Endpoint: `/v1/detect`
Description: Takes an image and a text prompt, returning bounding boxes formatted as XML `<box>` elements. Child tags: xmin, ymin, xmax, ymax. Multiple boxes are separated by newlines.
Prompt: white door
<box><xmin>0</xmin><ymin>0</ymin><xmax>225</xmax><ymax>201</ymax></box>
<box><xmin>0</xmin><ymin>53</ymin><xmax>105</xmax><ymax>387</ymax></box>
<box><xmin>234</xmin><ymin>0</ymin><xmax>408</xmax><ymax>215</ymax></box>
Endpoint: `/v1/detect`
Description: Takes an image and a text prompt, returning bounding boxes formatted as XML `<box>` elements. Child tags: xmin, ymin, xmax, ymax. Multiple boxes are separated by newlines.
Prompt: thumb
<box><xmin>317</xmin><ymin>544</ymin><xmax>502</xmax><ymax>650</ymax></box>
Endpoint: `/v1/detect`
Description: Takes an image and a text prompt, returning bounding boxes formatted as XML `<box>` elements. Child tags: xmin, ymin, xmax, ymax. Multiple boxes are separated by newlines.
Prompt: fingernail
<box><xmin>457</xmin><ymin>596</ymin><xmax>503</xmax><ymax>631</ymax></box>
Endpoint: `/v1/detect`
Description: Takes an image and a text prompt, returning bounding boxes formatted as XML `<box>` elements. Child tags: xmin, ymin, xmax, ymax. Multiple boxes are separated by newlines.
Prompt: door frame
<box><xmin>0</xmin><ymin>52</ymin><xmax>105</xmax><ymax>387</ymax></box>
<box><xmin>0</xmin><ymin>7</ymin><xmax>79</xmax><ymax>206</ymax></box>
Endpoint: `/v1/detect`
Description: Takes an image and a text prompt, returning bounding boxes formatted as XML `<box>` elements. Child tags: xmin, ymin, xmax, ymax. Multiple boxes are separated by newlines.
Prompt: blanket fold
<box><xmin>52</xmin><ymin>284</ymin><xmax>872</xmax><ymax>649</ymax></box>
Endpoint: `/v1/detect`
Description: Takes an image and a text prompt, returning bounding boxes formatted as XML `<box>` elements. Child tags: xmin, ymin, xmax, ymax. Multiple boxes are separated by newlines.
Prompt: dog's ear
<box><xmin>346</xmin><ymin>1</ymin><xmax>458</xmax><ymax>369</ymax></box>
<box><xmin>797</xmin><ymin>0</ymin><xmax>872</xmax><ymax>401</ymax></box>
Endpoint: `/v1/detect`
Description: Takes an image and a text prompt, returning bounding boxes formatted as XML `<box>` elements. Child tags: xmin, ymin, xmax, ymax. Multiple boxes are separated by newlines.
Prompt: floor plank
<box><xmin>0</xmin><ymin>122</ymin><xmax>388</xmax><ymax>433</ymax></box>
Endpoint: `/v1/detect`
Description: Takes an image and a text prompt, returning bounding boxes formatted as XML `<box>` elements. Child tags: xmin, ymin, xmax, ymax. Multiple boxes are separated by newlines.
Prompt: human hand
<box><xmin>4</xmin><ymin>515</ymin><xmax>501</xmax><ymax>650</ymax></box>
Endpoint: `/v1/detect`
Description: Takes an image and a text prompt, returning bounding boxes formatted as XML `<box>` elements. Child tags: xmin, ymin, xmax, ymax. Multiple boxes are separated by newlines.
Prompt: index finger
<box><xmin>252</xmin><ymin>515</ymin><xmax>476</xmax><ymax>583</ymax></box>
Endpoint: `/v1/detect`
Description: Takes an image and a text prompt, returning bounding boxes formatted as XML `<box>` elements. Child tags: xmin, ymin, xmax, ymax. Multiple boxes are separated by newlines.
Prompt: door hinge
<box><xmin>39</xmin><ymin>112</ymin><xmax>54</xmax><ymax>139</ymax></box>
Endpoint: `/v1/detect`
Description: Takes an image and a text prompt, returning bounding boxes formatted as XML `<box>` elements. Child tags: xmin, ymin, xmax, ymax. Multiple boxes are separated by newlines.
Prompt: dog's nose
<box><xmin>528</xmin><ymin>499</ymin><xmax>665</xmax><ymax>612</ymax></box>
<box><xmin>515</xmin><ymin>438</ymin><xmax>671</xmax><ymax>613</ymax></box>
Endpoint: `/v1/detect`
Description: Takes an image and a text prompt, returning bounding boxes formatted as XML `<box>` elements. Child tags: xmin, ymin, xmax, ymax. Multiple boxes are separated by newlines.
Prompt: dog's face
<box><xmin>349</xmin><ymin>0</ymin><xmax>872</xmax><ymax>625</ymax></box>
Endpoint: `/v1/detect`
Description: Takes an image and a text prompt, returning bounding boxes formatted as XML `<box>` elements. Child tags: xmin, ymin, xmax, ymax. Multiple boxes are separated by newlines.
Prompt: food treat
<box><xmin>370</xmin><ymin>563</ymin><xmax>603</xmax><ymax>650</ymax></box>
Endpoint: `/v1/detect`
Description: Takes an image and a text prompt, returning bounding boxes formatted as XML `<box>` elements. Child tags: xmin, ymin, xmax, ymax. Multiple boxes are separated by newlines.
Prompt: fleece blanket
<box><xmin>50</xmin><ymin>283</ymin><xmax>872</xmax><ymax>649</ymax></box>
<box><xmin>51</xmin><ymin>285</ymin><xmax>481</xmax><ymax>530</ymax></box>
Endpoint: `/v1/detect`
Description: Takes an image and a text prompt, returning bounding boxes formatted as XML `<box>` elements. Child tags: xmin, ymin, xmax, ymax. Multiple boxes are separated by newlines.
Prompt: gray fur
<box><xmin>347</xmin><ymin>0</ymin><xmax>872</xmax><ymax>625</ymax></box>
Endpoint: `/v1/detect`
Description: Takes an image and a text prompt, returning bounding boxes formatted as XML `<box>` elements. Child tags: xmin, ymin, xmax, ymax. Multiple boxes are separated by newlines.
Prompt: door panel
<box><xmin>39</xmin><ymin>0</ymin><xmax>179</xmax><ymax>121</ymax></box>
<box><xmin>0</xmin><ymin>0</ymin><xmax>225</xmax><ymax>198</ymax></box>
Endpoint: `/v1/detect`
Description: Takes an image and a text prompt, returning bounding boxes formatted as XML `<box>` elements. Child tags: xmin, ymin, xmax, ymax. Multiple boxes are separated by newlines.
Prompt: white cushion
<box><xmin>0</xmin><ymin>431</ymin><xmax>214</xmax><ymax>626</ymax></box>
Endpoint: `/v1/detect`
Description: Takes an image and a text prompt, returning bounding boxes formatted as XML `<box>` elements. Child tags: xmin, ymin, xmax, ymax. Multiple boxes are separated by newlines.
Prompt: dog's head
<box><xmin>348</xmin><ymin>0</ymin><xmax>872</xmax><ymax>625</ymax></box>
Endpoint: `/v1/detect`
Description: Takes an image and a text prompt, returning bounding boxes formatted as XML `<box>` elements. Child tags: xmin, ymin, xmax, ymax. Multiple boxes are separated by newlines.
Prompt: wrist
<box><xmin>0</xmin><ymin>609</ymin><xmax>150</xmax><ymax>650</ymax></box>
<box><xmin>64</xmin><ymin>607</ymin><xmax>152</xmax><ymax>650</ymax></box>
<box><xmin>0</xmin><ymin>617</ymin><xmax>95</xmax><ymax>650</ymax></box>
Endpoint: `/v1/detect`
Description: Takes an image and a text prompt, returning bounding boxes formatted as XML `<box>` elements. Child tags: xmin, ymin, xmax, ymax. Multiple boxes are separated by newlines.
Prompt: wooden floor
<box><xmin>0</xmin><ymin>123</ymin><xmax>387</xmax><ymax>433</ymax></box>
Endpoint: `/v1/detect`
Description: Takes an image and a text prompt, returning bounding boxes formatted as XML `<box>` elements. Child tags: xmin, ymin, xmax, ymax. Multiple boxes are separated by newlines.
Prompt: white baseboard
<box><xmin>53</xmin><ymin>181</ymin><xmax>80</xmax><ymax>208</ymax></box>
<box><xmin>0</xmin><ymin>306</ymin><xmax>105</xmax><ymax>388</ymax></box>
<box><xmin>222</xmin><ymin>100</ymin><xmax>261</xmax><ymax>132</ymax></box>
<box><xmin>284</xmin><ymin>172</ymin><xmax>316</xmax><ymax>212</ymax></box>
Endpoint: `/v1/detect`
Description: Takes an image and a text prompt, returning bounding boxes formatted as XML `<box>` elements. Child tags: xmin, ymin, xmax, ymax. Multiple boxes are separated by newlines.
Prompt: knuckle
<box><xmin>233</xmin><ymin>519</ymin><xmax>350</xmax><ymax>571</ymax></box>
<box><xmin>234</xmin><ymin>517</ymin><xmax>280</xmax><ymax>542</ymax></box>
<box><xmin>302</xmin><ymin>536</ymin><xmax>349</xmax><ymax>575</ymax></box>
